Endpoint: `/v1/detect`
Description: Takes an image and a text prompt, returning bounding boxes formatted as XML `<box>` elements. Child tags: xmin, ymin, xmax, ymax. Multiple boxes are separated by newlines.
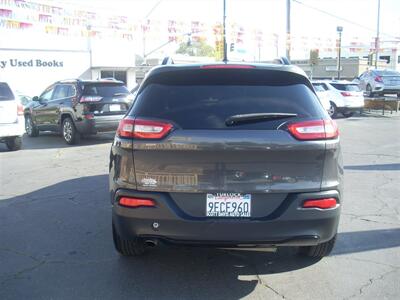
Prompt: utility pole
<box><xmin>374</xmin><ymin>0</ymin><xmax>381</xmax><ymax>69</ymax></box>
<box><xmin>337</xmin><ymin>26</ymin><xmax>343</xmax><ymax>80</ymax></box>
<box><xmin>223</xmin><ymin>0</ymin><xmax>227</xmax><ymax>62</ymax></box>
<box><xmin>286</xmin><ymin>0</ymin><xmax>291</xmax><ymax>59</ymax></box>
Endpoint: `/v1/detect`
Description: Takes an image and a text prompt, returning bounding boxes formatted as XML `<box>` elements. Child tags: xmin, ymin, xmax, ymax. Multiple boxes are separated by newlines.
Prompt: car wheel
<box><xmin>342</xmin><ymin>111</ymin><xmax>354</xmax><ymax>118</ymax></box>
<box><xmin>25</xmin><ymin>115</ymin><xmax>39</xmax><ymax>137</ymax></box>
<box><xmin>397</xmin><ymin>93</ymin><xmax>400</xmax><ymax>99</ymax></box>
<box><xmin>112</xmin><ymin>224</ymin><xmax>146</xmax><ymax>256</ymax></box>
<box><xmin>366</xmin><ymin>85</ymin><xmax>373</xmax><ymax>97</ymax></box>
<box><xmin>298</xmin><ymin>234</ymin><xmax>337</xmax><ymax>258</ymax></box>
<box><xmin>5</xmin><ymin>136</ymin><xmax>22</xmax><ymax>151</ymax></box>
<box><xmin>328</xmin><ymin>102</ymin><xmax>337</xmax><ymax>118</ymax></box>
<box><xmin>62</xmin><ymin>117</ymin><xmax>80</xmax><ymax>145</ymax></box>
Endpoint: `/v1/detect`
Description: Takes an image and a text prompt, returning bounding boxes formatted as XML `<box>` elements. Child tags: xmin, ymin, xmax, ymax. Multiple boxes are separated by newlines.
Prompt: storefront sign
<box><xmin>0</xmin><ymin>58</ymin><xmax>64</xmax><ymax>68</ymax></box>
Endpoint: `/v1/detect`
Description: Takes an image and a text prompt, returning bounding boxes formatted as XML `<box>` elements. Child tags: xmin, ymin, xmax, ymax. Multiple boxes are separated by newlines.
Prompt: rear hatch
<box><xmin>376</xmin><ymin>70</ymin><xmax>400</xmax><ymax>87</ymax></box>
<box><xmin>330</xmin><ymin>83</ymin><xmax>364</xmax><ymax>104</ymax></box>
<box><xmin>0</xmin><ymin>82</ymin><xmax>18</xmax><ymax>124</ymax></box>
<box><xmin>125</xmin><ymin>67</ymin><xmax>333</xmax><ymax>218</ymax></box>
<box><xmin>79</xmin><ymin>81</ymin><xmax>133</xmax><ymax>116</ymax></box>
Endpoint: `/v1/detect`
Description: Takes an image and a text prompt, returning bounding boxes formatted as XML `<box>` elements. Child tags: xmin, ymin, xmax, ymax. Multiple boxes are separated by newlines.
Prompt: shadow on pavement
<box><xmin>1</xmin><ymin>175</ymin><xmax>399</xmax><ymax>298</ymax></box>
<box><xmin>344</xmin><ymin>163</ymin><xmax>400</xmax><ymax>171</ymax></box>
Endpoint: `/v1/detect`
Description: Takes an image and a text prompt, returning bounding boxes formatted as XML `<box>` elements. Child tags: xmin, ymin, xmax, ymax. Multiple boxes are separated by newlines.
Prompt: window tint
<box><xmin>133</xmin><ymin>83</ymin><xmax>325</xmax><ymax>130</ymax></box>
<box><xmin>53</xmin><ymin>84</ymin><xmax>75</xmax><ymax>99</ymax></box>
<box><xmin>374</xmin><ymin>70</ymin><xmax>400</xmax><ymax>76</ymax></box>
<box><xmin>40</xmin><ymin>86</ymin><xmax>55</xmax><ymax>101</ymax></box>
<box><xmin>312</xmin><ymin>83</ymin><xmax>328</xmax><ymax>91</ymax></box>
<box><xmin>82</xmin><ymin>83</ymin><xmax>129</xmax><ymax>97</ymax></box>
<box><xmin>330</xmin><ymin>83</ymin><xmax>361</xmax><ymax>92</ymax></box>
<box><xmin>0</xmin><ymin>82</ymin><xmax>14</xmax><ymax>100</ymax></box>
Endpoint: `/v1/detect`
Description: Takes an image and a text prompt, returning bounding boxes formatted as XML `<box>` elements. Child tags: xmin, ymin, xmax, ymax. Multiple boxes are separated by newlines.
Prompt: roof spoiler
<box><xmin>273</xmin><ymin>57</ymin><xmax>291</xmax><ymax>65</ymax></box>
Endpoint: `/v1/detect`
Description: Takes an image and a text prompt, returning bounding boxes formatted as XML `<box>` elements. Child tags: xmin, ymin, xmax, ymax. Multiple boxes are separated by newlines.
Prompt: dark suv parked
<box><xmin>109</xmin><ymin>63</ymin><xmax>343</xmax><ymax>258</ymax></box>
<box><xmin>24</xmin><ymin>79</ymin><xmax>133</xmax><ymax>144</ymax></box>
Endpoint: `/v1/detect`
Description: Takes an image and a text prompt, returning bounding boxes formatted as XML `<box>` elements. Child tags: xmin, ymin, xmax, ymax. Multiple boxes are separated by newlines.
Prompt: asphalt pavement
<box><xmin>0</xmin><ymin>112</ymin><xmax>399</xmax><ymax>300</ymax></box>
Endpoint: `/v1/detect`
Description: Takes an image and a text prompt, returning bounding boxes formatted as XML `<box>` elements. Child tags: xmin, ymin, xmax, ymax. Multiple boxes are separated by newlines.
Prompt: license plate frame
<box><xmin>206</xmin><ymin>193</ymin><xmax>251</xmax><ymax>217</ymax></box>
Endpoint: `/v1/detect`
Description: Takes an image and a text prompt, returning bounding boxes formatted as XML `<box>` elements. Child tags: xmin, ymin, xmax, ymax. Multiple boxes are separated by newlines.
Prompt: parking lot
<box><xmin>0</xmin><ymin>112</ymin><xmax>399</xmax><ymax>300</ymax></box>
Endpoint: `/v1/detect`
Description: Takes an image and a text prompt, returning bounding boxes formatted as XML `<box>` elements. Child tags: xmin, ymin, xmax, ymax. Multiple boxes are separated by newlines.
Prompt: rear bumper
<box><xmin>75</xmin><ymin>114</ymin><xmax>124</xmax><ymax>134</ymax></box>
<box><xmin>112</xmin><ymin>189</ymin><xmax>341</xmax><ymax>246</ymax></box>
<box><xmin>0</xmin><ymin>118</ymin><xmax>25</xmax><ymax>138</ymax></box>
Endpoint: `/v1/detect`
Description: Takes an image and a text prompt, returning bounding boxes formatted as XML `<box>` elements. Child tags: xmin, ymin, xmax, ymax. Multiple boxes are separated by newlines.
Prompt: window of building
<box><xmin>100</xmin><ymin>70</ymin><xmax>127</xmax><ymax>84</ymax></box>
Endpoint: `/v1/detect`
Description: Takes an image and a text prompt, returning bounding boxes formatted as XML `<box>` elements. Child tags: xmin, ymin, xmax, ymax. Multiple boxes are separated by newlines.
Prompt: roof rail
<box><xmin>273</xmin><ymin>57</ymin><xmax>291</xmax><ymax>65</ymax></box>
<box><xmin>161</xmin><ymin>56</ymin><xmax>174</xmax><ymax>65</ymax></box>
<box><xmin>57</xmin><ymin>78</ymin><xmax>81</xmax><ymax>83</ymax></box>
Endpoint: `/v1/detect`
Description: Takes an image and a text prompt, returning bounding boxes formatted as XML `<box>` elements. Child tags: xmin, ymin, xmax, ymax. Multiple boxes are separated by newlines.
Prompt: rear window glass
<box><xmin>133</xmin><ymin>82</ymin><xmax>325</xmax><ymax>130</ymax></box>
<box><xmin>0</xmin><ymin>82</ymin><xmax>15</xmax><ymax>100</ymax></box>
<box><xmin>82</xmin><ymin>83</ymin><xmax>129</xmax><ymax>97</ymax></box>
<box><xmin>330</xmin><ymin>83</ymin><xmax>361</xmax><ymax>92</ymax></box>
<box><xmin>374</xmin><ymin>70</ymin><xmax>400</xmax><ymax>76</ymax></box>
<box><xmin>312</xmin><ymin>83</ymin><xmax>327</xmax><ymax>92</ymax></box>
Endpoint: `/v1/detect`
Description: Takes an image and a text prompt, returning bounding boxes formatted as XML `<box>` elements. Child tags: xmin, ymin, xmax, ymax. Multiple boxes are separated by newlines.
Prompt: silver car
<box><xmin>355</xmin><ymin>69</ymin><xmax>400</xmax><ymax>98</ymax></box>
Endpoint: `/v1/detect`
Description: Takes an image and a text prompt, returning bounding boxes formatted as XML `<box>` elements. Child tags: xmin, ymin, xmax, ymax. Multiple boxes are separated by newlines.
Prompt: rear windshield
<box><xmin>312</xmin><ymin>83</ymin><xmax>328</xmax><ymax>92</ymax></box>
<box><xmin>82</xmin><ymin>83</ymin><xmax>129</xmax><ymax>97</ymax></box>
<box><xmin>374</xmin><ymin>70</ymin><xmax>400</xmax><ymax>76</ymax></box>
<box><xmin>0</xmin><ymin>82</ymin><xmax>15</xmax><ymax>101</ymax></box>
<box><xmin>132</xmin><ymin>72</ymin><xmax>325</xmax><ymax>130</ymax></box>
<box><xmin>330</xmin><ymin>83</ymin><xmax>361</xmax><ymax>92</ymax></box>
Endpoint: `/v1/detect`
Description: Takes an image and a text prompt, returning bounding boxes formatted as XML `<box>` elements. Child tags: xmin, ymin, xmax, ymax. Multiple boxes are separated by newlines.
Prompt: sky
<box><xmin>50</xmin><ymin>0</ymin><xmax>400</xmax><ymax>43</ymax></box>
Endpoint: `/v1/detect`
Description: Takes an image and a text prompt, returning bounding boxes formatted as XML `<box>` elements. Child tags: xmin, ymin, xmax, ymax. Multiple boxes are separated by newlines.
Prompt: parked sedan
<box><xmin>321</xmin><ymin>80</ymin><xmax>364</xmax><ymax>117</ymax></box>
<box><xmin>354</xmin><ymin>69</ymin><xmax>400</xmax><ymax>97</ymax></box>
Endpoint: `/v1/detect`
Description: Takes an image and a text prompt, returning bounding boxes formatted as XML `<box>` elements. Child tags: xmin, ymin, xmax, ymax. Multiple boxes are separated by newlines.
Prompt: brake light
<box><xmin>119</xmin><ymin>197</ymin><xmax>155</xmax><ymax>208</ymax></box>
<box><xmin>80</xmin><ymin>96</ymin><xmax>102</xmax><ymax>103</ymax></box>
<box><xmin>116</xmin><ymin>118</ymin><xmax>173</xmax><ymax>139</ymax></box>
<box><xmin>287</xmin><ymin>119</ymin><xmax>338</xmax><ymax>140</ymax></box>
<box><xmin>17</xmin><ymin>104</ymin><xmax>24</xmax><ymax>116</ymax></box>
<box><xmin>200</xmin><ymin>64</ymin><xmax>255</xmax><ymax>69</ymax></box>
<box><xmin>302</xmin><ymin>198</ymin><xmax>337</xmax><ymax>209</ymax></box>
<box><xmin>340</xmin><ymin>91</ymin><xmax>352</xmax><ymax>97</ymax></box>
<box><xmin>374</xmin><ymin>76</ymin><xmax>383</xmax><ymax>83</ymax></box>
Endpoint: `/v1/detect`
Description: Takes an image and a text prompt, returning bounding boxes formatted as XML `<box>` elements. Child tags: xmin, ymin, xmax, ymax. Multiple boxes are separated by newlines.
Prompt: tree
<box><xmin>176</xmin><ymin>39</ymin><xmax>215</xmax><ymax>57</ymax></box>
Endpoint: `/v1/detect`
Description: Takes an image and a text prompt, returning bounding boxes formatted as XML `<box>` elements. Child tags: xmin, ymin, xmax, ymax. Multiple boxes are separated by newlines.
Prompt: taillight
<box><xmin>116</xmin><ymin>118</ymin><xmax>173</xmax><ymax>139</ymax></box>
<box><xmin>340</xmin><ymin>91</ymin><xmax>352</xmax><ymax>97</ymax></box>
<box><xmin>17</xmin><ymin>104</ymin><xmax>24</xmax><ymax>116</ymax></box>
<box><xmin>287</xmin><ymin>119</ymin><xmax>339</xmax><ymax>140</ymax></box>
<box><xmin>374</xmin><ymin>76</ymin><xmax>383</xmax><ymax>83</ymax></box>
<box><xmin>119</xmin><ymin>197</ymin><xmax>155</xmax><ymax>208</ymax></box>
<box><xmin>200</xmin><ymin>64</ymin><xmax>255</xmax><ymax>69</ymax></box>
<box><xmin>302</xmin><ymin>198</ymin><xmax>337</xmax><ymax>209</ymax></box>
<box><xmin>80</xmin><ymin>96</ymin><xmax>102</xmax><ymax>103</ymax></box>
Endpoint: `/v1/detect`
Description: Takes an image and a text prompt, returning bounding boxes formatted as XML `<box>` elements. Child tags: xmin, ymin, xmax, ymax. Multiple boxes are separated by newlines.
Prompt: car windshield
<box><xmin>82</xmin><ymin>83</ymin><xmax>129</xmax><ymax>97</ymax></box>
<box><xmin>330</xmin><ymin>83</ymin><xmax>361</xmax><ymax>92</ymax></box>
<box><xmin>0</xmin><ymin>82</ymin><xmax>15</xmax><ymax>100</ymax></box>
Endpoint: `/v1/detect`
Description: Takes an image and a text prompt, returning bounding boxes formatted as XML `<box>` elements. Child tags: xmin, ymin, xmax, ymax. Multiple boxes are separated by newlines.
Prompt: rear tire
<box><xmin>25</xmin><ymin>115</ymin><xmax>39</xmax><ymax>137</ymax></box>
<box><xmin>328</xmin><ymin>102</ymin><xmax>337</xmax><ymax>118</ymax></box>
<box><xmin>5</xmin><ymin>136</ymin><xmax>22</xmax><ymax>151</ymax></box>
<box><xmin>62</xmin><ymin>117</ymin><xmax>80</xmax><ymax>145</ymax></box>
<box><xmin>298</xmin><ymin>234</ymin><xmax>337</xmax><ymax>258</ymax></box>
<box><xmin>112</xmin><ymin>224</ymin><xmax>146</xmax><ymax>256</ymax></box>
<box><xmin>366</xmin><ymin>85</ymin><xmax>373</xmax><ymax>97</ymax></box>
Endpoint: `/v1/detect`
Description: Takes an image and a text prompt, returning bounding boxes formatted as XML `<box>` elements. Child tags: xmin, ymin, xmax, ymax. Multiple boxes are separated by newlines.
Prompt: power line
<box><xmin>292</xmin><ymin>0</ymin><xmax>398</xmax><ymax>39</ymax></box>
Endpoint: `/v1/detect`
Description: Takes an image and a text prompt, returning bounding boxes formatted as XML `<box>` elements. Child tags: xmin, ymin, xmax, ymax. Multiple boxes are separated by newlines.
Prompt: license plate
<box><xmin>109</xmin><ymin>104</ymin><xmax>121</xmax><ymax>112</ymax></box>
<box><xmin>206</xmin><ymin>193</ymin><xmax>251</xmax><ymax>217</ymax></box>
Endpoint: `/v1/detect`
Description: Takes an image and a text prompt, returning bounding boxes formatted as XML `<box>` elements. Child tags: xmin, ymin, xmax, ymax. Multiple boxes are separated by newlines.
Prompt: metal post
<box><xmin>375</xmin><ymin>0</ymin><xmax>381</xmax><ymax>69</ymax></box>
<box><xmin>336</xmin><ymin>26</ymin><xmax>343</xmax><ymax>80</ymax></box>
<box><xmin>223</xmin><ymin>0</ymin><xmax>227</xmax><ymax>62</ymax></box>
<box><xmin>286</xmin><ymin>0</ymin><xmax>291</xmax><ymax>59</ymax></box>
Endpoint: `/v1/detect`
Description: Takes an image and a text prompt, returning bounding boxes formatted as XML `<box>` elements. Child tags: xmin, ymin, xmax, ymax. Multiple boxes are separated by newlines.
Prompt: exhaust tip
<box><xmin>144</xmin><ymin>239</ymin><xmax>158</xmax><ymax>247</ymax></box>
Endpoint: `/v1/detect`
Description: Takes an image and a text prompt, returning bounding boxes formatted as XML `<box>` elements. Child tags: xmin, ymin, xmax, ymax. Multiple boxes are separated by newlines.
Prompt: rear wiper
<box><xmin>225</xmin><ymin>113</ymin><xmax>298</xmax><ymax>126</ymax></box>
<box><xmin>113</xmin><ymin>93</ymin><xmax>128</xmax><ymax>96</ymax></box>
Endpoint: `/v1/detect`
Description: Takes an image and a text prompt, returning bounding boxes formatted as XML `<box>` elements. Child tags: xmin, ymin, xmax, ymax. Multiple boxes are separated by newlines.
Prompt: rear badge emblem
<box><xmin>141</xmin><ymin>177</ymin><xmax>157</xmax><ymax>187</ymax></box>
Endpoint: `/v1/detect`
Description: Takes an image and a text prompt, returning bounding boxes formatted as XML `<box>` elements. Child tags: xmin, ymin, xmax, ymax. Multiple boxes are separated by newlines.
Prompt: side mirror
<box><xmin>32</xmin><ymin>96</ymin><xmax>40</xmax><ymax>101</ymax></box>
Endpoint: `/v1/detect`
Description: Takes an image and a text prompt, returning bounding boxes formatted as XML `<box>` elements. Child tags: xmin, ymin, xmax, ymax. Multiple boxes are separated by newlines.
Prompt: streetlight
<box><xmin>336</xmin><ymin>26</ymin><xmax>343</xmax><ymax>80</ymax></box>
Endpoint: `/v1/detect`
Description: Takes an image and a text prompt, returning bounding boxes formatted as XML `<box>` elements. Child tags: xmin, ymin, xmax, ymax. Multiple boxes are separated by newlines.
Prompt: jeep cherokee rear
<box><xmin>109</xmin><ymin>63</ymin><xmax>343</xmax><ymax>258</ymax></box>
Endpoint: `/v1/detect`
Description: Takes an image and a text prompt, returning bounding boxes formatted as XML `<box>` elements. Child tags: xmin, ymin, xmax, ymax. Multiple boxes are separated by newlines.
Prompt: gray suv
<box><xmin>109</xmin><ymin>63</ymin><xmax>343</xmax><ymax>258</ymax></box>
